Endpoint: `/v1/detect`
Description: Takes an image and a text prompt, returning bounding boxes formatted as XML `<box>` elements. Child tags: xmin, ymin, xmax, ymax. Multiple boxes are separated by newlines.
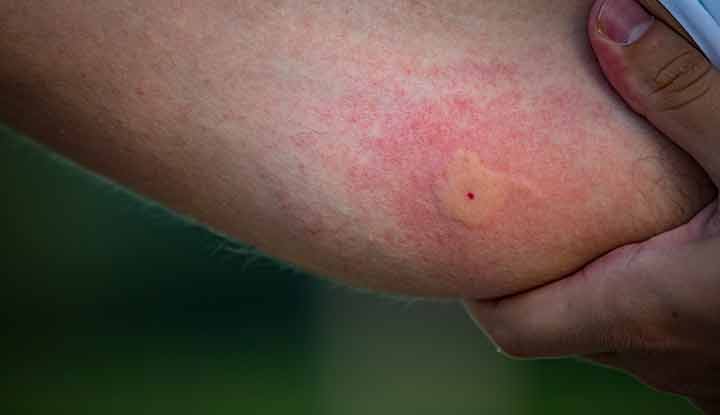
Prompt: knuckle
<box><xmin>649</xmin><ymin>49</ymin><xmax>715</xmax><ymax>112</ymax></box>
<box><xmin>640</xmin><ymin>333</ymin><xmax>673</xmax><ymax>353</ymax></box>
<box><xmin>623</xmin><ymin>318</ymin><xmax>673</xmax><ymax>354</ymax></box>
<box><xmin>602</xmin><ymin>272</ymin><xmax>679</xmax><ymax>353</ymax></box>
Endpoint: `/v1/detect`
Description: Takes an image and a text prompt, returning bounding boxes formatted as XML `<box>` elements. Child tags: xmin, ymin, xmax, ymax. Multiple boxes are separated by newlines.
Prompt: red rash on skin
<box><xmin>338</xmin><ymin>81</ymin><xmax>591</xmax><ymax>233</ymax></box>
<box><xmin>281</xmin><ymin>48</ymin><xmax>710</xmax><ymax>297</ymax></box>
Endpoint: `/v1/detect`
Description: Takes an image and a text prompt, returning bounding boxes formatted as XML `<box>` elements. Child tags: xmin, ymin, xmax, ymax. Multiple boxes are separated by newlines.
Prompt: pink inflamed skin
<box><xmin>257</xmin><ymin>9</ymin><xmax>714</xmax><ymax>298</ymax></box>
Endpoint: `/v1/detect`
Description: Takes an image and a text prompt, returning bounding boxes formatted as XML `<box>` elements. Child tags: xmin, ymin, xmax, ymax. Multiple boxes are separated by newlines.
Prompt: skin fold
<box><xmin>0</xmin><ymin>0</ymin><xmax>715</xmax><ymax>297</ymax></box>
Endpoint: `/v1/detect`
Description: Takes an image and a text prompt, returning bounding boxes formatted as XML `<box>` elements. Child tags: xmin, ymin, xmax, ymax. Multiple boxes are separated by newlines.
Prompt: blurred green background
<box><xmin>1</xmin><ymin>123</ymin><xmax>700</xmax><ymax>414</ymax></box>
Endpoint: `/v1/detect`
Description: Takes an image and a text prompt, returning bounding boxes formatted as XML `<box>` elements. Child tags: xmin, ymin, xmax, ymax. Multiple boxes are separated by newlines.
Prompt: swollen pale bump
<box><xmin>435</xmin><ymin>149</ymin><xmax>516</xmax><ymax>227</ymax></box>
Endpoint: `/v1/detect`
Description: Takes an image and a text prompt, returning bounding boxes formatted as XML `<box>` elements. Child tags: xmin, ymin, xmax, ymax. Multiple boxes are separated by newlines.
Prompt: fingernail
<box><xmin>597</xmin><ymin>0</ymin><xmax>655</xmax><ymax>45</ymax></box>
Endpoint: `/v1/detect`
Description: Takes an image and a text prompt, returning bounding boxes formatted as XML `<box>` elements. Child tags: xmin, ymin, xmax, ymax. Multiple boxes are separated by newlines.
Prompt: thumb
<box><xmin>589</xmin><ymin>0</ymin><xmax>720</xmax><ymax>182</ymax></box>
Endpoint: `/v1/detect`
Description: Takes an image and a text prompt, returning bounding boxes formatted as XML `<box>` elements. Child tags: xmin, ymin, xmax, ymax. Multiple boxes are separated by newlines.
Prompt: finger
<box><xmin>465</xmin><ymin>236</ymin><xmax>720</xmax><ymax>358</ymax></box>
<box><xmin>464</xmin><ymin>245</ymin><xmax>637</xmax><ymax>358</ymax></box>
<box><xmin>589</xmin><ymin>0</ymin><xmax>720</xmax><ymax>183</ymax></box>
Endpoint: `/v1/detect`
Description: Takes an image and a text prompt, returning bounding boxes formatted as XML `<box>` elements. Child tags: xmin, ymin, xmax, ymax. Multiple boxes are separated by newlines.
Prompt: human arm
<box><xmin>0</xmin><ymin>0</ymin><xmax>714</xmax><ymax>297</ymax></box>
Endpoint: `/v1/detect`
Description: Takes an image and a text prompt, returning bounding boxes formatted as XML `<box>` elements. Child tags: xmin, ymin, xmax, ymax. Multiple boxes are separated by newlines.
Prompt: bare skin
<box><xmin>466</xmin><ymin>0</ymin><xmax>720</xmax><ymax>409</ymax></box>
<box><xmin>0</xmin><ymin>0</ymin><xmax>715</xmax><ymax>297</ymax></box>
